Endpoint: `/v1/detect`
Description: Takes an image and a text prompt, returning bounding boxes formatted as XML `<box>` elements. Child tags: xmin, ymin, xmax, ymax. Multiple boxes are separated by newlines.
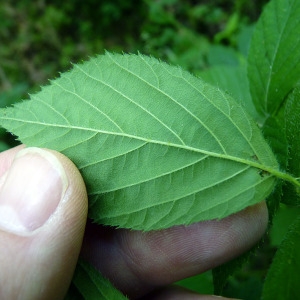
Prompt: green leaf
<box><xmin>72</xmin><ymin>259</ymin><xmax>128</xmax><ymax>299</ymax></box>
<box><xmin>282</xmin><ymin>87</ymin><xmax>300</xmax><ymax>205</ymax></box>
<box><xmin>247</xmin><ymin>0</ymin><xmax>300</xmax><ymax>119</ymax></box>
<box><xmin>285</xmin><ymin>87</ymin><xmax>300</xmax><ymax>168</ymax></box>
<box><xmin>213</xmin><ymin>249</ymin><xmax>253</xmax><ymax>295</ymax></box>
<box><xmin>282</xmin><ymin>181</ymin><xmax>300</xmax><ymax>206</ymax></box>
<box><xmin>263</xmin><ymin>115</ymin><xmax>288</xmax><ymax>170</ymax></box>
<box><xmin>206</xmin><ymin>45</ymin><xmax>240</xmax><ymax>67</ymax></box>
<box><xmin>262</xmin><ymin>216</ymin><xmax>300</xmax><ymax>299</ymax></box>
<box><xmin>285</xmin><ymin>87</ymin><xmax>300</xmax><ymax>178</ymax></box>
<box><xmin>0</xmin><ymin>53</ymin><xmax>284</xmax><ymax>230</ymax></box>
<box><xmin>270</xmin><ymin>203</ymin><xmax>300</xmax><ymax>246</ymax></box>
<box><xmin>213</xmin><ymin>111</ymin><xmax>291</xmax><ymax>296</ymax></box>
<box><xmin>267</xmin><ymin>180</ymin><xmax>284</xmax><ymax>223</ymax></box>
<box><xmin>177</xmin><ymin>271</ymin><xmax>213</xmax><ymax>295</ymax></box>
<box><xmin>213</xmin><ymin>181</ymin><xmax>283</xmax><ymax>296</ymax></box>
<box><xmin>198</xmin><ymin>64</ymin><xmax>258</xmax><ymax>120</ymax></box>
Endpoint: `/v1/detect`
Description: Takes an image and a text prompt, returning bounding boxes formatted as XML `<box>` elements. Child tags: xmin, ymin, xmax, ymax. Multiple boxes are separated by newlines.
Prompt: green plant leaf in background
<box><xmin>71</xmin><ymin>259</ymin><xmax>128</xmax><ymax>299</ymax></box>
<box><xmin>199</xmin><ymin>64</ymin><xmax>258</xmax><ymax>120</ymax></box>
<box><xmin>263</xmin><ymin>114</ymin><xmax>288</xmax><ymax>171</ymax></box>
<box><xmin>262</xmin><ymin>216</ymin><xmax>300</xmax><ymax>299</ymax></box>
<box><xmin>270</xmin><ymin>204</ymin><xmax>300</xmax><ymax>246</ymax></box>
<box><xmin>247</xmin><ymin>0</ymin><xmax>300</xmax><ymax>119</ymax></box>
<box><xmin>262</xmin><ymin>114</ymin><xmax>288</xmax><ymax>213</ymax></box>
<box><xmin>282</xmin><ymin>87</ymin><xmax>300</xmax><ymax>206</ymax></box>
<box><xmin>212</xmin><ymin>0</ymin><xmax>300</xmax><ymax>294</ymax></box>
<box><xmin>0</xmin><ymin>53</ymin><xmax>285</xmax><ymax>230</ymax></box>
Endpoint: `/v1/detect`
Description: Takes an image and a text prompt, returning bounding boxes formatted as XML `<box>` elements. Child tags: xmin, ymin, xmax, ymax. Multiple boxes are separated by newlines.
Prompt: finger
<box><xmin>81</xmin><ymin>202</ymin><xmax>268</xmax><ymax>299</ymax></box>
<box><xmin>0</xmin><ymin>146</ymin><xmax>88</xmax><ymax>300</ymax></box>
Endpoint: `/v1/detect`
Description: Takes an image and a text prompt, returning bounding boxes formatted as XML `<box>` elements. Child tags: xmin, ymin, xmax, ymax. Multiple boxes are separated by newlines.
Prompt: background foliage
<box><xmin>0</xmin><ymin>0</ymin><xmax>267</xmax><ymax>148</ymax></box>
<box><xmin>0</xmin><ymin>0</ymin><xmax>267</xmax><ymax>96</ymax></box>
<box><xmin>2</xmin><ymin>1</ymin><xmax>299</xmax><ymax>299</ymax></box>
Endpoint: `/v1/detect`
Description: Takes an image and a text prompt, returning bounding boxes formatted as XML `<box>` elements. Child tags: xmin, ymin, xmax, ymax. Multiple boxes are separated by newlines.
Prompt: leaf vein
<box><xmin>0</xmin><ymin>116</ymin><xmax>281</xmax><ymax>176</ymax></box>
<box><xmin>87</xmin><ymin>59</ymin><xmax>186</xmax><ymax>145</ymax></box>
<box><xmin>90</xmin><ymin>153</ymin><xmax>209</xmax><ymax>194</ymax></box>
<box><xmin>101</xmin><ymin>165</ymin><xmax>257</xmax><ymax>217</ymax></box>
<box><xmin>80</xmin><ymin>140</ymin><xmax>148</xmax><ymax>169</ymax></box>
<box><xmin>53</xmin><ymin>78</ymin><xmax>125</xmax><ymax>133</ymax></box>
<box><xmin>34</xmin><ymin>96</ymin><xmax>71</xmax><ymax>125</ymax></box>
<box><xmin>103</xmin><ymin>53</ymin><xmax>227</xmax><ymax>153</ymax></box>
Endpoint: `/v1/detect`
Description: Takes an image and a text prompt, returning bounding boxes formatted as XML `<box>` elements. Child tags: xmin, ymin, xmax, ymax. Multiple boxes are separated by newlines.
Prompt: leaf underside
<box><xmin>0</xmin><ymin>53</ymin><xmax>278</xmax><ymax>230</ymax></box>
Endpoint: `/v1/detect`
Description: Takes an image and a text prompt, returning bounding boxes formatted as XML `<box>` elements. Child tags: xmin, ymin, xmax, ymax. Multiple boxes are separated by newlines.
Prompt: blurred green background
<box><xmin>2</xmin><ymin>1</ymin><xmax>299</xmax><ymax>299</ymax></box>
<box><xmin>0</xmin><ymin>0</ymin><xmax>268</xmax><ymax>150</ymax></box>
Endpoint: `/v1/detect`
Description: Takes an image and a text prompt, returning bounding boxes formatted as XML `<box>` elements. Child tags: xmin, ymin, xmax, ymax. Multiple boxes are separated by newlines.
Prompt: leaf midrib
<box><xmin>27</xmin><ymin>53</ymin><xmax>258</xmax><ymax>172</ymax></box>
<box><xmin>1</xmin><ymin>115</ymin><xmax>281</xmax><ymax>176</ymax></box>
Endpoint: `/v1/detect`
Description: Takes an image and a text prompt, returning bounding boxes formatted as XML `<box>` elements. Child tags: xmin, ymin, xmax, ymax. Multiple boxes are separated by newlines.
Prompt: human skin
<box><xmin>0</xmin><ymin>145</ymin><xmax>268</xmax><ymax>299</ymax></box>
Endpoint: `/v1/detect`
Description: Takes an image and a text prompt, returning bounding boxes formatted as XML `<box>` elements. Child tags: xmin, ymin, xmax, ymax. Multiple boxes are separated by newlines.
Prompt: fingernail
<box><xmin>0</xmin><ymin>147</ymin><xmax>68</xmax><ymax>235</ymax></box>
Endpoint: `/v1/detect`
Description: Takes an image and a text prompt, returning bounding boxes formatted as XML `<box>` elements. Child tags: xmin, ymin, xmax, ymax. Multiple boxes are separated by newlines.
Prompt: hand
<box><xmin>0</xmin><ymin>146</ymin><xmax>268</xmax><ymax>299</ymax></box>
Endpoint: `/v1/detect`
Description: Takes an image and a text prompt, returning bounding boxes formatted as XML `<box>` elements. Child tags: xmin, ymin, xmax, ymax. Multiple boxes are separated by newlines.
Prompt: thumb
<box><xmin>0</xmin><ymin>146</ymin><xmax>88</xmax><ymax>300</ymax></box>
